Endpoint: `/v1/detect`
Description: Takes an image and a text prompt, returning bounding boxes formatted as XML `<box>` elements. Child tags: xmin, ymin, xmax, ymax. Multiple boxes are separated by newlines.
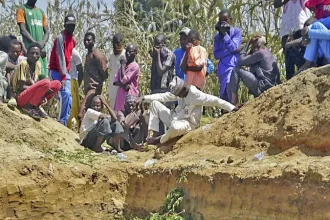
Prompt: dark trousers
<box><xmin>282</xmin><ymin>35</ymin><xmax>305</xmax><ymax>80</ymax></box>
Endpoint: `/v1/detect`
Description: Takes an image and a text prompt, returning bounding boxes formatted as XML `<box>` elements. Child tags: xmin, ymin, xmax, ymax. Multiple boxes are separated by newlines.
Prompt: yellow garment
<box><xmin>68</xmin><ymin>79</ymin><xmax>80</xmax><ymax>129</ymax></box>
<box><xmin>12</xmin><ymin>60</ymin><xmax>41</xmax><ymax>94</ymax></box>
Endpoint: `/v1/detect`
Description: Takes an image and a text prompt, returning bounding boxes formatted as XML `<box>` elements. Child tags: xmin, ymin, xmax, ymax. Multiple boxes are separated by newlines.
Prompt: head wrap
<box><xmin>125</xmin><ymin>94</ymin><xmax>137</xmax><ymax>104</ymax></box>
<box><xmin>169</xmin><ymin>76</ymin><xmax>185</xmax><ymax>96</ymax></box>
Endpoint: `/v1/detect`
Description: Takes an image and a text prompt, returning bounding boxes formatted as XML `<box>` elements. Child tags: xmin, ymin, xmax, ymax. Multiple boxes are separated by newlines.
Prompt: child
<box><xmin>180</xmin><ymin>29</ymin><xmax>207</xmax><ymax>90</ymax></box>
<box><xmin>80</xmin><ymin>95</ymin><xmax>124</xmax><ymax>153</ymax></box>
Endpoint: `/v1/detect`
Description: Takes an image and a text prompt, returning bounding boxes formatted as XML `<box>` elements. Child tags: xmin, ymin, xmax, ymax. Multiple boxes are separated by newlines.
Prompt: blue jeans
<box><xmin>50</xmin><ymin>70</ymin><xmax>72</xmax><ymax>125</ymax></box>
<box><xmin>304</xmin><ymin>21</ymin><xmax>330</xmax><ymax>63</ymax></box>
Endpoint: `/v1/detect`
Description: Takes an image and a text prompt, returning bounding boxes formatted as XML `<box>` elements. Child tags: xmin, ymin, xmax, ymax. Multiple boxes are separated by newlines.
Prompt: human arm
<box><xmin>113</xmin><ymin>67</ymin><xmax>130</xmax><ymax>91</ymax></box>
<box><xmin>97</xmin><ymin>52</ymin><xmax>108</xmax><ymax>81</ymax></box>
<box><xmin>155</xmin><ymin>48</ymin><xmax>173</xmax><ymax>75</ymax></box>
<box><xmin>180</xmin><ymin>49</ymin><xmax>189</xmax><ymax>73</ymax></box>
<box><xmin>206</xmin><ymin>59</ymin><xmax>215</xmax><ymax>76</ymax></box>
<box><xmin>39</xmin><ymin>13</ymin><xmax>50</xmax><ymax>48</ymax></box>
<box><xmin>194</xmin><ymin>89</ymin><xmax>236</xmax><ymax>112</ymax></box>
<box><xmin>98</xmin><ymin>95</ymin><xmax>117</xmax><ymax>122</ymax></box>
<box><xmin>77</xmin><ymin>64</ymin><xmax>84</xmax><ymax>86</ymax></box>
<box><xmin>213</xmin><ymin>29</ymin><xmax>242</xmax><ymax>60</ymax></box>
<box><xmin>237</xmin><ymin>50</ymin><xmax>265</xmax><ymax>67</ymax></box>
<box><xmin>285</xmin><ymin>38</ymin><xmax>303</xmax><ymax>48</ymax></box>
<box><xmin>273</xmin><ymin>0</ymin><xmax>290</xmax><ymax>8</ymax></box>
<box><xmin>136</xmin><ymin>92</ymin><xmax>179</xmax><ymax>105</ymax></box>
<box><xmin>6</xmin><ymin>61</ymin><xmax>17</xmax><ymax>72</ymax></box>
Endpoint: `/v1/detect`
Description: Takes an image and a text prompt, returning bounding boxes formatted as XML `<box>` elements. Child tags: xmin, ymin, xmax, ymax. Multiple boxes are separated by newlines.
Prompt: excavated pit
<box><xmin>2</xmin><ymin>66</ymin><xmax>330</xmax><ymax>219</ymax></box>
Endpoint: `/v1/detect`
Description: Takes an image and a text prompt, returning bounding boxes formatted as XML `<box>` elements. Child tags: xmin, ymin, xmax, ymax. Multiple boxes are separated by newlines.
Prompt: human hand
<box><xmin>301</xmin><ymin>26</ymin><xmax>309</xmax><ymax>38</ymax></box>
<box><xmin>124</xmin><ymin>84</ymin><xmax>130</xmax><ymax>91</ymax></box>
<box><xmin>120</xmin><ymin>57</ymin><xmax>127</xmax><ymax>65</ymax></box>
<box><xmin>236</xmin><ymin>45</ymin><xmax>245</xmax><ymax>53</ymax></box>
<box><xmin>153</xmin><ymin>46</ymin><xmax>161</xmax><ymax>54</ymax></box>
<box><xmin>186</xmin><ymin>42</ymin><xmax>193</xmax><ymax>49</ymax></box>
<box><xmin>61</xmin><ymin>80</ymin><xmax>66</xmax><ymax>88</ymax></box>
<box><xmin>37</xmin><ymin>41</ymin><xmax>45</xmax><ymax>49</ymax></box>
<box><xmin>26</xmin><ymin>79</ymin><xmax>34</xmax><ymax>85</ymax></box>
<box><xmin>41</xmin><ymin>97</ymin><xmax>48</xmax><ymax>105</ymax></box>
<box><xmin>134</xmin><ymin>97</ymin><xmax>144</xmax><ymax>110</ymax></box>
<box><xmin>89</xmin><ymin>78</ymin><xmax>99</xmax><ymax>89</ymax></box>
<box><xmin>98</xmin><ymin>95</ymin><xmax>107</xmax><ymax>104</ymax></box>
<box><xmin>98</xmin><ymin>114</ymin><xmax>107</xmax><ymax>120</ymax></box>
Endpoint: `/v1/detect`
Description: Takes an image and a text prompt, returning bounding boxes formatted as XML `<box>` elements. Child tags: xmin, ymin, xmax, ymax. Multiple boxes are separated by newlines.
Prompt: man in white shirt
<box><xmin>80</xmin><ymin>95</ymin><xmax>124</xmax><ymax>152</ymax></box>
<box><xmin>68</xmin><ymin>48</ymin><xmax>83</xmax><ymax>129</ymax></box>
<box><xmin>274</xmin><ymin>0</ymin><xmax>311</xmax><ymax>80</ymax></box>
<box><xmin>135</xmin><ymin>76</ymin><xmax>237</xmax><ymax>145</ymax></box>
<box><xmin>108</xmin><ymin>33</ymin><xmax>126</xmax><ymax>109</ymax></box>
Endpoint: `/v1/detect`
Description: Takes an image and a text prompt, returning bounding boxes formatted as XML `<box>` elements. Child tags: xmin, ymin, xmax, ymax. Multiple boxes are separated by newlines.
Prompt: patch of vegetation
<box><xmin>177</xmin><ymin>169</ymin><xmax>188</xmax><ymax>184</ymax></box>
<box><xmin>130</xmin><ymin>188</ymin><xmax>185</xmax><ymax>220</ymax></box>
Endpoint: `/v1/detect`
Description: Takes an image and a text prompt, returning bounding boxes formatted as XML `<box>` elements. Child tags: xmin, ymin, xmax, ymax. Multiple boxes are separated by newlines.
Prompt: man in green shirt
<box><xmin>16</xmin><ymin>0</ymin><xmax>50</xmax><ymax>79</ymax></box>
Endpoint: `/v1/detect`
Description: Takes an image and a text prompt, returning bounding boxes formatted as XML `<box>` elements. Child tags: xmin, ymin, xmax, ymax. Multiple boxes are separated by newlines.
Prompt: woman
<box><xmin>228</xmin><ymin>34</ymin><xmax>280</xmax><ymax>106</ymax></box>
<box><xmin>12</xmin><ymin>43</ymin><xmax>61</xmax><ymax>119</ymax></box>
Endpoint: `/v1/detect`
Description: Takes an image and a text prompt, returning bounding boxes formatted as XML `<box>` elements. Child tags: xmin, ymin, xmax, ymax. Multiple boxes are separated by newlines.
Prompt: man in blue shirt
<box><xmin>173</xmin><ymin>27</ymin><xmax>215</xmax><ymax>82</ymax></box>
<box><xmin>299</xmin><ymin>17</ymin><xmax>330</xmax><ymax>71</ymax></box>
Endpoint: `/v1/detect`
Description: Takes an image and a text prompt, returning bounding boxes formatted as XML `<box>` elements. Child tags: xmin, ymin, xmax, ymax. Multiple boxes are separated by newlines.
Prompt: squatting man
<box><xmin>135</xmin><ymin>76</ymin><xmax>239</xmax><ymax>145</ymax></box>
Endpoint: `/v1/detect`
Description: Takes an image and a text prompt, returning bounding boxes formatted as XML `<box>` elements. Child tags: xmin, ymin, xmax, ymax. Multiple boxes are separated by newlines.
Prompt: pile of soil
<box><xmin>1</xmin><ymin>66</ymin><xmax>330</xmax><ymax>219</ymax></box>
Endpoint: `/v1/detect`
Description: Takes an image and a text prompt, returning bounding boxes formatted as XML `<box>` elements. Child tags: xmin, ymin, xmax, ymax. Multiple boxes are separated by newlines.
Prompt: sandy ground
<box><xmin>2</xmin><ymin>66</ymin><xmax>330</xmax><ymax>219</ymax></box>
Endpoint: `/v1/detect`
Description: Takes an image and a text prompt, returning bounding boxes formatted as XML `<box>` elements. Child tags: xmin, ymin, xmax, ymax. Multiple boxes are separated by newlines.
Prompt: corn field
<box><xmin>0</xmin><ymin>0</ymin><xmax>285</xmax><ymax>110</ymax></box>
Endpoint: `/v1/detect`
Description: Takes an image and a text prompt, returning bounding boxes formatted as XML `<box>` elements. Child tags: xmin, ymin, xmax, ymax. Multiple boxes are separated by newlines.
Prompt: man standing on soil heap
<box><xmin>150</xmin><ymin>34</ymin><xmax>176</xmax><ymax>94</ymax></box>
<box><xmin>108</xmin><ymin>33</ymin><xmax>126</xmax><ymax>109</ymax></box>
<box><xmin>113</xmin><ymin>44</ymin><xmax>140</xmax><ymax>111</ymax></box>
<box><xmin>135</xmin><ymin>76</ymin><xmax>237</xmax><ymax>146</ymax></box>
<box><xmin>78</xmin><ymin>32</ymin><xmax>108</xmax><ymax>120</ymax></box>
<box><xmin>274</xmin><ymin>0</ymin><xmax>311</xmax><ymax>80</ymax></box>
<box><xmin>67</xmin><ymin>48</ymin><xmax>83</xmax><ymax>129</ymax></box>
<box><xmin>213</xmin><ymin>9</ymin><xmax>242</xmax><ymax>103</ymax></box>
<box><xmin>49</xmin><ymin>14</ymin><xmax>76</xmax><ymax>125</ymax></box>
<box><xmin>16</xmin><ymin>0</ymin><xmax>50</xmax><ymax>79</ymax></box>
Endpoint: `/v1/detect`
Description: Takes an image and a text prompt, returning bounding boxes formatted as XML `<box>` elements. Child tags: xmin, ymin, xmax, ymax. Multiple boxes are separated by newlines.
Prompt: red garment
<box><xmin>17</xmin><ymin>79</ymin><xmax>61</xmax><ymax>107</ymax></box>
<box><xmin>305</xmin><ymin>0</ymin><xmax>330</xmax><ymax>19</ymax></box>
<box><xmin>49</xmin><ymin>30</ymin><xmax>75</xmax><ymax>80</ymax></box>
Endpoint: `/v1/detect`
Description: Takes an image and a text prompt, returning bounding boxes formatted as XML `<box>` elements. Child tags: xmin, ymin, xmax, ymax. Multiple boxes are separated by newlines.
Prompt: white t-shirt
<box><xmin>79</xmin><ymin>108</ymin><xmax>102</xmax><ymax>140</ymax></box>
<box><xmin>69</xmin><ymin>48</ymin><xmax>83</xmax><ymax>80</ymax></box>
<box><xmin>280</xmin><ymin>0</ymin><xmax>311</xmax><ymax>37</ymax></box>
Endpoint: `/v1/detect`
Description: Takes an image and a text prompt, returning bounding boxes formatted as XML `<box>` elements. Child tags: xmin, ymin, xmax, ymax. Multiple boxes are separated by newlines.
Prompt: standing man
<box><xmin>214</xmin><ymin>9</ymin><xmax>242</xmax><ymax>103</ymax></box>
<box><xmin>49</xmin><ymin>14</ymin><xmax>76</xmax><ymax>125</ymax></box>
<box><xmin>109</xmin><ymin>33</ymin><xmax>126</xmax><ymax>109</ymax></box>
<box><xmin>67</xmin><ymin>48</ymin><xmax>83</xmax><ymax>129</ymax></box>
<box><xmin>79</xmin><ymin>32</ymin><xmax>108</xmax><ymax>119</ymax></box>
<box><xmin>113</xmin><ymin>44</ymin><xmax>140</xmax><ymax>111</ymax></box>
<box><xmin>16</xmin><ymin>0</ymin><xmax>50</xmax><ymax>79</ymax></box>
<box><xmin>150</xmin><ymin>34</ymin><xmax>176</xmax><ymax>94</ymax></box>
<box><xmin>274</xmin><ymin>0</ymin><xmax>311</xmax><ymax>80</ymax></box>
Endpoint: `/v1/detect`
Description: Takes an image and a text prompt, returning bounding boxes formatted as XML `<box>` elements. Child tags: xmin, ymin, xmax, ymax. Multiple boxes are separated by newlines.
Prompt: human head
<box><xmin>169</xmin><ymin>76</ymin><xmax>189</xmax><ymax>97</ymax></box>
<box><xmin>27</xmin><ymin>42</ymin><xmax>41</xmax><ymax>64</ymax></box>
<box><xmin>91</xmin><ymin>96</ymin><xmax>103</xmax><ymax>112</ymax></box>
<box><xmin>304</xmin><ymin>17</ymin><xmax>317</xmax><ymax>27</ymax></box>
<box><xmin>219</xmin><ymin>9</ymin><xmax>231</xmax><ymax>24</ymax></box>
<box><xmin>125</xmin><ymin>44</ymin><xmax>138</xmax><ymax>63</ymax></box>
<box><xmin>112</xmin><ymin>33</ymin><xmax>123</xmax><ymax>54</ymax></box>
<box><xmin>0</xmin><ymin>36</ymin><xmax>12</xmax><ymax>53</ymax></box>
<box><xmin>124</xmin><ymin>95</ymin><xmax>137</xmax><ymax>113</ymax></box>
<box><xmin>153</xmin><ymin>34</ymin><xmax>166</xmax><ymax>49</ymax></box>
<box><xmin>64</xmin><ymin>14</ymin><xmax>76</xmax><ymax>34</ymax></box>
<box><xmin>8</xmin><ymin>39</ymin><xmax>22</xmax><ymax>61</ymax></box>
<box><xmin>251</xmin><ymin>33</ymin><xmax>267</xmax><ymax>51</ymax></box>
<box><xmin>187</xmin><ymin>29</ymin><xmax>200</xmax><ymax>46</ymax></box>
<box><xmin>84</xmin><ymin>32</ymin><xmax>96</xmax><ymax>49</ymax></box>
<box><xmin>26</xmin><ymin>0</ymin><xmax>37</xmax><ymax>7</ymax></box>
<box><xmin>179</xmin><ymin>27</ymin><xmax>191</xmax><ymax>50</ymax></box>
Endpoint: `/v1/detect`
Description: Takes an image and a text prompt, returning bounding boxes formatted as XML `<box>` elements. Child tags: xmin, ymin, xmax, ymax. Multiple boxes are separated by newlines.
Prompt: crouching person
<box><xmin>117</xmin><ymin>95</ymin><xmax>148</xmax><ymax>152</ymax></box>
<box><xmin>79</xmin><ymin>95</ymin><xmax>124</xmax><ymax>153</ymax></box>
<box><xmin>12</xmin><ymin>43</ymin><xmax>61</xmax><ymax>119</ymax></box>
<box><xmin>229</xmin><ymin>34</ymin><xmax>280</xmax><ymax>107</ymax></box>
<box><xmin>135</xmin><ymin>76</ymin><xmax>237</xmax><ymax>146</ymax></box>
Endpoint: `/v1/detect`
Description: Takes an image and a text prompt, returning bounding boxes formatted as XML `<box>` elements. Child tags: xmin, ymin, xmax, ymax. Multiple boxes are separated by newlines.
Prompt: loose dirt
<box><xmin>2</xmin><ymin>66</ymin><xmax>330</xmax><ymax>219</ymax></box>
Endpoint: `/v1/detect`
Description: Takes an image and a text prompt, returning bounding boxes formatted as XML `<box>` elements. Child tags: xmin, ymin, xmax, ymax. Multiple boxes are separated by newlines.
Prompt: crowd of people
<box><xmin>0</xmin><ymin>0</ymin><xmax>327</xmax><ymax>153</ymax></box>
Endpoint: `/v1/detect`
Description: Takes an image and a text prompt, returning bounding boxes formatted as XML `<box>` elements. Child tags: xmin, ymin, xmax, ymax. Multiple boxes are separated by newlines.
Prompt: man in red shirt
<box><xmin>49</xmin><ymin>14</ymin><xmax>76</xmax><ymax>125</ymax></box>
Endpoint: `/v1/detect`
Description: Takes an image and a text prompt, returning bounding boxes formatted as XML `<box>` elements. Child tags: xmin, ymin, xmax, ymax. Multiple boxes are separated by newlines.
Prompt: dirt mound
<box><xmin>178</xmin><ymin>65</ymin><xmax>330</xmax><ymax>154</ymax></box>
<box><xmin>2</xmin><ymin>67</ymin><xmax>330</xmax><ymax>219</ymax></box>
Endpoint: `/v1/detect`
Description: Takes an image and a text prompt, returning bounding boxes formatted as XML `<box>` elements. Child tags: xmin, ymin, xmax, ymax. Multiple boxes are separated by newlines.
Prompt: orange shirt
<box><xmin>16</xmin><ymin>7</ymin><xmax>47</xmax><ymax>27</ymax></box>
<box><xmin>185</xmin><ymin>45</ymin><xmax>207</xmax><ymax>90</ymax></box>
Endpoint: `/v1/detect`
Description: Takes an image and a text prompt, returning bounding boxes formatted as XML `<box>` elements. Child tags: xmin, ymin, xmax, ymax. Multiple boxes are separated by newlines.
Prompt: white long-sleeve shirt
<box><xmin>144</xmin><ymin>86</ymin><xmax>235</xmax><ymax>128</ymax></box>
<box><xmin>79</xmin><ymin>108</ymin><xmax>102</xmax><ymax>140</ymax></box>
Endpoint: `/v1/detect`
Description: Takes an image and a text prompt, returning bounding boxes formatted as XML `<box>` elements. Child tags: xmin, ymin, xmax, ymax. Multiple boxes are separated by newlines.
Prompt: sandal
<box><xmin>38</xmin><ymin>106</ymin><xmax>48</xmax><ymax>118</ymax></box>
<box><xmin>22</xmin><ymin>108</ymin><xmax>42</xmax><ymax>120</ymax></box>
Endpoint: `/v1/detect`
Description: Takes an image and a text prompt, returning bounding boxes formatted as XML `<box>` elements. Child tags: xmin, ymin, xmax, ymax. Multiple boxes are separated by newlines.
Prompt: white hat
<box><xmin>169</xmin><ymin>76</ymin><xmax>185</xmax><ymax>96</ymax></box>
<box><xmin>179</xmin><ymin>27</ymin><xmax>191</xmax><ymax>36</ymax></box>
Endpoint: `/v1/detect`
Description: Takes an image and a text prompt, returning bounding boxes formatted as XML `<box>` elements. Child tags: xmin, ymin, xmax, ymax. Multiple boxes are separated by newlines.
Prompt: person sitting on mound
<box><xmin>79</xmin><ymin>95</ymin><xmax>124</xmax><ymax>153</ymax></box>
<box><xmin>134</xmin><ymin>76</ymin><xmax>237</xmax><ymax>146</ymax></box>
<box><xmin>116</xmin><ymin>95</ymin><xmax>148</xmax><ymax>152</ymax></box>
<box><xmin>228</xmin><ymin>34</ymin><xmax>280</xmax><ymax>107</ymax></box>
<box><xmin>12</xmin><ymin>43</ymin><xmax>61</xmax><ymax>119</ymax></box>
